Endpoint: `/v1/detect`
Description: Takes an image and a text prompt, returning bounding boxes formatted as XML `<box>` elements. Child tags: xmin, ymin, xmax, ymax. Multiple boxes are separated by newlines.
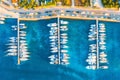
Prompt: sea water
<box><xmin>0</xmin><ymin>18</ymin><xmax>120</xmax><ymax>80</ymax></box>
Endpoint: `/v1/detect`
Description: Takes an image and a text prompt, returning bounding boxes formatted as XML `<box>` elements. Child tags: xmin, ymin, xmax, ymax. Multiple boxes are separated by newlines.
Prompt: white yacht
<box><xmin>19</xmin><ymin>23</ymin><xmax>27</xmax><ymax>29</ymax></box>
<box><xmin>100</xmin><ymin>52</ymin><xmax>107</xmax><ymax>57</ymax></box>
<box><xmin>60</xmin><ymin>41</ymin><xmax>67</xmax><ymax>44</ymax></box>
<box><xmin>61</xmin><ymin>45</ymin><xmax>68</xmax><ymax>48</ymax></box>
<box><xmin>86</xmin><ymin>65</ymin><xmax>96</xmax><ymax>70</ymax></box>
<box><xmin>0</xmin><ymin>21</ymin><xmax>4</xmax><ymax>24</ymax></box>
<box><xmin>8</xmin><ymin>45</ymin><xmax>17</xmax><ymax>48</ymax></box>
<box><xmin>100</xmin><ymin>45</ymin><xmax>106</xmax><ymax>50</ymax></box>
<box><xmin>20</xmin><ymin>40</ymin><xmax>27</xmax><ymax>43</ymax></box>
<box><xmin>21</xmin><ymin>54</ymin><xmax>30</xmax><ymax>57</ymax></box>
<box><xmin>49</xmin><ymin>36</ymin><xmax>57</xmax><ymax>39</ymax></box>
<box><xmin>9</xmin><ymin>39</ymin><xmax>17</xmax><ymax>42</ymax></box>
<box><xmin>20</xmin><ymin>33</ymin><xmax>26</xmax><ymax>37</ymax></box>
<box><xmin>60</xmin><ymin>33</ymin><xmax>67</xmax><ymax>36</ymax></box>
<box><xmin>6</xmin><ymin>43</ymin><xmax>17</xmax><ymax>45</ymax></box>
<box><xmin>51</xmin><ymin>49</ymin><xmax>58</xmax><ymax>53</ymax></box>
<box><xmin>61</xmin><ymin>36</ymin><xmax>68</xmax><ymax>38</ymax></box>
<box><xmin>50</xmin><ymin>39</ymin><xmax>57</xmax><ymax>42</ymax></box>
<box><xmin>60</xmin><ymin>27</ymin><xmax>68</xmax><ymax>31</ymax></box>
<box><xmin>47</xmin><ymin>23</ymin><xmax>57</xmax><ymax>27</ymax></box>
<box><xmin>100</xmin><ymin>66</ymin><xmax>108</xmax><ymax>69</ymax></box>
<box><xmin>6</xmin><ymin>53</ymin><xmax>17</xmax><ymax>56</ymax></box>
<box><xmin>60</xmin><ymin>20</ymin><xmax>68</xmax><ymax>24</ymax></box>
<box><xmin>22</xmin><ymin>52</ymin><xmax>30</xmax><ymax>55</ymax></box>
<box><xmin>48</xmin><ymin>55</ymin><xmax>56</xmax><ymax>59</ymax></box>
<box><xmin>7</xmin><ymin>49</ymin><xmax>17</xmax><ymax>53</ymax></box>
<box><xmin>20</xmin><ymin>37</ymin><xmax>26</xmax><ymax>39</ymax></box>
<box><xmin>20</xmin><ymin>57</ymin><xmax>29</xmax><ymax>61</ymax></box>
<box><xmin>51</xmin><ymin>47</ymin><xmax>58</xmax><ymax>50</ymax></box>
<box><xmin>99</xmin><ymin>40</ymin><xmax>106</xmax><ymax>44</ymax></box>
<box><xmin>20</xmin><ymin>43</ymin><xmax>27</xmax><ymax>46</ymax></box>
<box><xmin>61</xmin><ymin>50</ymin><xmax>68</xmax><ymax>53</ymax></box>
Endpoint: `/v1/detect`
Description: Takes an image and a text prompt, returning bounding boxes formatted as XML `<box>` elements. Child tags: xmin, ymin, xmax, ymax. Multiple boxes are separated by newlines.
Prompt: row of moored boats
<box><xmin>86</xmin><ymin>23</ymin><xmax>108</xmax><ymax>70</ymax></box>
<box><xmin>48</xmin><ymin>20</ymin><xmax>70</xmax><ymax>65</ymax></box>
<box><xmin>6</xmin><ymin>23</ymin><xmax>30</xmax><ymax>64</ymax></box>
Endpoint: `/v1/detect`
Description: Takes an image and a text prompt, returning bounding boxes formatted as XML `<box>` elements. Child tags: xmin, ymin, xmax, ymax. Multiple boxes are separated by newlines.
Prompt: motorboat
<box><xmin>7</xmin><ymin>49</ymin><xmax>17</xmax><ymax>53</ymax></box>
<box><xmin>50</xmin><ymin>44</ymin><xmax>57</xmax><ymax>47</ymax></box>
<box><xmin>88</xmin><ymin>55</ymin><xmax>96</xmax><ymax>59</ymax></box>
<box><xmin>99</xmin><ymin>23</ymin><xmax>105</xmax><ymax>28</ymax></box>
<box><xmin>11</xmin><ymin>25</ymin><xmax>17</xmax><ymax>28</ymax></box>
<box><xmin>60</xmin><ymin>20</ymin><xmax>68</xmax><ymax>24</ymax></box>
<box><xmin>61</xmin><ymin>61</ymin><xmax>70</xmax><ymax>65</ymax></box>
<box><xmin>0</xmin><ymin>21</ymin><xmax>4</xmax><ymax>24</ymax></box>
<box><xmin>61</xmin><ymin>45</ymin><xmax>68</xmax><ymax>48</ymax></box>
<box><xmin>50</xmin><ymin>42</ymin><xmax>56</xmax><ymax>45</ymax></box>
<box><xmin>88</xmin><ymin>37</ymin><xmax>96</xmax><ymax>41</ymax></box>
<box><xmin>22</xmin><ymin>52</ymin><xmax>30</xmax><ymax>55</ymax></box>
<box><xmin>50</xmin><ymin>38</ymin><xmax>57</xmax><ymax>42</ymax></box>
<box><xmin>9</xmin><ymin>39</ymin><xmax>17</xmax><ymax>42</ymax></box>
<box><xmin>8</xmin><ymin>45</ymin><xmax>17</xmax><ymax>48</ymax></box>
<box><xmin>48</xmin><ymin>55</ymin><xmax>57</xmax><ymax>59</ymax></box>
<box><xmin>6</xmin><ymin>53</ymin><xmax>17</xmax><ymax>56</ymax></box>
<box><xmin>20</xmin><ymin>40</ymin><xmax>27</xmax><ymax>43</ymax></box>
<box><xmin>51</xmin><ymin>49</ymin><xmax>58</xmax><ymax>53</ymax></box>
<box><xmin>89</xmin><ymin>49</ymin><xmax>97</xmax><ymax>53</ymax></box>
<box><xmin>100</xmin><ymin>45</ymin><xmax>106</xmax><ymax>50</ymax></box>
<box><xmin>99</xmin><ymin>41</ymin><xmax>106</xmax><ymax>45</ymax></box>
<box><xmin>60</xmin><ymin>27</ymin><xmax>68</xmax><ymax>31</ymax></box>
<box><xmin>20</xmin><ymin>43</ymin><xmax>27</xmax><ymax>45</ymax></box>
<box><xmin>20</xmin><ymin>48</ymin><xmax>28</xmax><ymax>52</ymax></box>
<box><xmin>20</xmin><ymin>33</ymin><xmax>26</xmax><ymax>37</ymax></box>
<box><xmin>88</xmin><ymin>53</ymin><xmax>96</xmax><ymax>56</ymax></box>
<box><xmin>6</xmin><ymin>43</ymin><xmax>17</xmax><ymax>45</ymax></box>
<box><xmin>20</xmin><ymin>57</ymin><xmax>29</xmax><ymax>61</ymax></box>
<box><xmin>51</xmin><ymin>27</ymin><xmax>58</xmax><ymax>30</ymax></box>
<box><xmin>9</xmin><ymin>37</ymin><xmax>17</xmax><ymax>40</ymax></box>
<box><xmin>60</xmin><ymin>41</ymin><xmax>67</xmax><ymax>44</ymax></box>
<box><xmin>20</xmin><ymin>37</ymin><xmax>26</xmax><ymax>39</ymax></box>
<box><xmin>86</xmin><ymin>65</ymin><xmax>96</xmax><ymax>70</ymax></box>
<box><xmin>49</xmin><ymin>36</ymin><xmax>57</xmax><ymax>39</ymax></box>
<box><xmin>100</xmin><ymin>52</ymin><xmax>107</xmax><ymax>57</ymax></box>
<box><xmin>21</xmin><ymin>54</ymin><xmax>30</xmax><ymax>57</ymax></box>
<box><xmin>20</xmin><ymin>44</ymin><xmax>28</xmax><ymax>48</ymax></box>
<box><xmin>19</xmin><ymin>23</ymin><xmax>27</xmax><ymax>29</ymax></box>
<box><xmin>90</xmin><ymin>24</ymin><xmax>96</xmax><ymax>28</ymax></box>
<box><xmin>51</xmin><ymin>47</ymin><xmax>58</xmax><ymax>50</ymax></box>
<box><xmin>47</xmin><ymin>23</ymin><xmax>57</xmax><ymax>27</ymax></box>
<box><xmin>86</xmin><ymin>58</ymin><xmax>96</xmax><ymax>63</ymax></box>
<box><xmin>100</xmin><ymin>66</ymin><xmax>108</xmax><ymax>69</ymax></box>
<box><xmin>60</xmin><ymin>33</ymin><xmax>67</xmax><ymax>36</ymax></box>
<box><xmin>60</xmin><ymin>36</ymin><xmax>68</xmax><ymax>38</ymax></box>
<box><xmin>61</xmin><ymin>50</ymin><xmax>68</xmax><ymax>53</ymax></box>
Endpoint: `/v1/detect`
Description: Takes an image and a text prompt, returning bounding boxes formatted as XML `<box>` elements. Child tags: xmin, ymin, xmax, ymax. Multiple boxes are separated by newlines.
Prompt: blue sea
<box><xmin>0</xmin><ymin>18</ymin><xmax>120</xmax><ymax>80</ymax></box>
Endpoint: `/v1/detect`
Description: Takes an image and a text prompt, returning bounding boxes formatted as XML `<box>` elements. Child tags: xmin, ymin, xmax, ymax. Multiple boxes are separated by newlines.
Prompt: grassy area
<box><xmin>101</xmin><ymin>0</ymin><xmax>119</xmax><ymax>8</ymax></box>
<box><xmin>17</xmin><ymin>0</ymin><xmax>91</xmax><ymax>9</ymax></box>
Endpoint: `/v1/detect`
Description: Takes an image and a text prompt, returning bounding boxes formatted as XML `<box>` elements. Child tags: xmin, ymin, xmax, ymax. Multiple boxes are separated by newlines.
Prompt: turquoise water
<box><xmin>0</xmin><ymin>18</ymin><xmax>120</xmax><ymax>80</ymax></box>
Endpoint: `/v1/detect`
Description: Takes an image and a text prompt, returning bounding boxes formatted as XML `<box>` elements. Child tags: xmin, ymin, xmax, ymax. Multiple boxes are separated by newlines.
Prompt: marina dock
<box><xmin>96</xmin><ymin>19</ymin><xmax>99</xmax><ymax>69</ymax></box>
<box><xmin>57</xmin><ymin>16</ymin><xmax>61</xmax><ymax>64</ymax></box>
<box><xmin>86</xmin><ymin>19</ymin><xmax>108</xmax><ymax>70</ymax></box>
<box><xmin>48</xmin><ymin>17</ymin><xmax>69</xmax><ymax>65</ymax></box>
<box><xmin>17</xmin><ymin>18</ymin><xmax>20</xmax><ymax>65</ymax></box>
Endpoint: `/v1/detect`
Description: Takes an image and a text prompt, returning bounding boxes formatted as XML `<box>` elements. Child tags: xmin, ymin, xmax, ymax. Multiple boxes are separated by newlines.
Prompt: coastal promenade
<box><xmin>1</xmin><ymin>3</ymin><xmax>120</xmax><ymax>22</ymax></box>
